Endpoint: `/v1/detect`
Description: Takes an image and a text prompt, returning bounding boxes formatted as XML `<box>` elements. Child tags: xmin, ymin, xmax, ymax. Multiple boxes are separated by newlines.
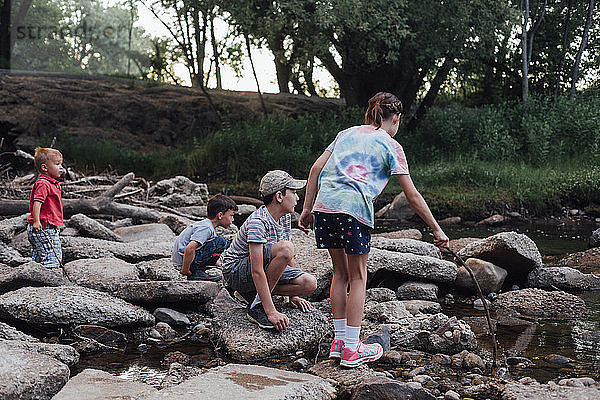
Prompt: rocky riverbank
<box><xmin>1</xmin><ymin>174</ymin><xmax>600</xmax><ymax>399</ymax></box>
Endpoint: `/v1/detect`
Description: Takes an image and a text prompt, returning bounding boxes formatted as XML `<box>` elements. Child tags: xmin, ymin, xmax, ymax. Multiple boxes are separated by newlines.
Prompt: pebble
<box><xmin>138</xmin><ymin>343</ymin><xmax>148</xmax><ymax>352</ymax></box>
<box><xmin>452</xmin><ymin>330</ymin><xmax>461</xmax><ymax>344</ymax></box>
<box><xmin>544</xmin><ymin>354</ymin><xmax>573</xmax><ymax>364</ymax></box>
<box><xmin>291</xmin><ymin>357</ymin><xmax>308</xmax><ymax>371</ymax></box>
<box><xmin>487</xmin><ymin>292</ymin><xmax>497</xmax><ymax>301</ymax></box>
<box><xmin>510</xmin><ymin>285</ymin><xmax>520</xmax><ymax>291</ymax></box>
<box><xmin>408</xmin><ymin>366</ymin><xmax>426</xmax><ymax>377</ymax></box>
<box><xmin>149</xmin><ymin>328</ymin><xmax>162</xmax><ymax>340</ymax></box>
<box><xmin>380</xmin><ymin>350</ymin><xmax>403</xmax><ymax>365</ymax></box>
<box><xmin>444</xmin><ymin>330</ymin><xmax>453</xmax><ymax>338</ymax></box>
<box><xmin>412</xmin><ymin>374</ymin><xmax>433</xmax><ymax>385</ymax></box>
<box><xmin>569</xmin><ymin>209</ymin><xmax>579</xmax><ymax>216</ymax></box>
<box><xmin>432</xmin><ymin>353</ymin><xmax>452</xmax><ymax>366</ymax></box>
<box><xmin>473</xmin><ymin>298</ymin><xmax>491</xmax><ymax>310</ymax></box>
<box><xmin>507</xmin><ymin>356</ymin><xmax>534</xmax><ymax>366</ymax></box>
<box><xmin>518</xmin><ymin>376</ymin><xmax>538</xmax><ymax>385</ymax></box>
<box><xmin>445</xmin><ymin>390</ymin><xmax>460</xmax><ymax>400</ymax></box>
<box><xmin>558</xmin><ymin>377</ymin><xmax>595</xmax><ymax>387</ymax></box>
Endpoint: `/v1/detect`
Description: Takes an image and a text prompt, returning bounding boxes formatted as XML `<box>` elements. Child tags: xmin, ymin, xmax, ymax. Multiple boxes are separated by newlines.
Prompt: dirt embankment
<box><xmin>0</xmin><ymin>71</ymin><xmax>343</xmax><ymax>152</ymax></box>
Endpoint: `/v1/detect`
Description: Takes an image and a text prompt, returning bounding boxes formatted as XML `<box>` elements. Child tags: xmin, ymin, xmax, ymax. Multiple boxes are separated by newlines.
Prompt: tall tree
<box><xmin>569</xmin><ymin>0</ymin><xmax>595</xmax><ymax>99</ymax></box>
<box><xmin>0</xmin><ymin>0</ymin><xmax>32</xmax><ymax>69</ymax></box>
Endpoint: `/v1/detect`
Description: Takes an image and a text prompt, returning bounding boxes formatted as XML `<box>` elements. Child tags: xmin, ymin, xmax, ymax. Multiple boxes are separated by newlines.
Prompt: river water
<box><xmin>76</xmin><ymin>218</ymin><xmax>600</xmax><ymax>386</ymax></box>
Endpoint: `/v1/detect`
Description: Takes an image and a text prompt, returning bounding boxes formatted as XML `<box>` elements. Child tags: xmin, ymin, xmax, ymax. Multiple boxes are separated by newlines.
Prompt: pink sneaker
<box><xmin>329</xmin><ymin>339</ymin><xmax>344</xmax><ymax>359</ymax></box>
<box><xmin>340</xmin><ymin>341</ymin><xmax>383</xmax><ymax>368</ymax></box>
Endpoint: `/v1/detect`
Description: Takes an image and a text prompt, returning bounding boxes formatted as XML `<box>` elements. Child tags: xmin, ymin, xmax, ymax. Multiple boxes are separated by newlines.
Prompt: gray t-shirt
<box><xmin>172</xmin><ymin>218</ymin><xmax>216</xmax><ymax>266</ymax></box>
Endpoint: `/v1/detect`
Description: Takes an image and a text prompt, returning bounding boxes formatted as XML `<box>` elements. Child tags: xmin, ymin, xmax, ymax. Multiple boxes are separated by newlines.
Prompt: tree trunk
<box><xmin>269</xmin><ymin>36</ymin><xmax>291</xmax><ymax>94</ymax></box>
<box><xmin>569</xmin><ymin>0</ymin><xmax>595</xmax><ymax>99</ymax></box>
<box><xmin>521</xmin><ymin>0</ymin><xmax>530</xmax><ymax>103</ymax></box>
<box><xmin>245</xmin><ymin>33</ymin><xmax>268</xmax><ymax>115</ymax></box>
<box><xmin>302</xmin><ymin>58</ymin><xmax>319</xmax><ymax>96</ymax></box>
<box><xmin>554</xmin><ymin>0</ymin><xmax>573</xmax><ymax>101</ymax></box>
<box><xmin>0</xmin><ymin>0</ymin><xmax>11</xmax><ymax>69</ymax></box>
<box><xmin>191</xmin><ymin>9</ymin><xmax>207</xmax><ymax>88</ymax></box>
<box><xmin>210</xmin><ymin>13</ymin><xmax>221</xmax><ymax>89</ymax></box>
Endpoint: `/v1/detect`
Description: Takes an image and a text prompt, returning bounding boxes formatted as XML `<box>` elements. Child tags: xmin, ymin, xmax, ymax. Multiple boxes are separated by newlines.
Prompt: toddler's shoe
<box><xmin>340</xmin><ymin>341</ymin><xmax>383</xmax><ymax>368</ymax></box>
<box><xmin>329</xmin><ymin>339</ymin><xmax>344</xmax><ymax>359</ymax></box>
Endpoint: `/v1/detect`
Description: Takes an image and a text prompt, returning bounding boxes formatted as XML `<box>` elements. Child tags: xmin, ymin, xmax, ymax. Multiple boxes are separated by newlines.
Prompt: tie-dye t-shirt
<box><xmin>313</xmin><ymin>125</ymin><xmax>409</xmax><ymax>228</ymax></box>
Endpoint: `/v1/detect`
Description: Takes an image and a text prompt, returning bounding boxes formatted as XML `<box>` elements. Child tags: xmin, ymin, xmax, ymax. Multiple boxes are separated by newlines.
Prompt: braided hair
<box><xmin>364</xmin><ymin>92</ymin><xmax>403</xmax><ymax>129</ymax></box>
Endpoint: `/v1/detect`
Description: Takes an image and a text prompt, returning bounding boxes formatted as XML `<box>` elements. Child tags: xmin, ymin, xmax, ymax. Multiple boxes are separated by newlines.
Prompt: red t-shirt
<box><xmin>27</xmin><ymin>174</ymin><xmax>63</xmax><ymax>228</ymax></box>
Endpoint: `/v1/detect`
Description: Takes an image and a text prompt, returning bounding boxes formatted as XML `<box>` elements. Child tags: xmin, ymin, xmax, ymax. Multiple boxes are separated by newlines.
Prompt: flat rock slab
<box><xmin>0</xmin><ymin>286</ymin><xmax>154</xmax><ymax>329</ymax></box>
<box><xmin>309</xmin><ymin>359</ymin><xmax>377</xmax><ymax>389</ymax></box>
<box><xmin>63</xmin><ymin>257</ymin><xmax>140</xmax><ymax>292</ymax></box>
<box><xmin>61</xmin><ymin>236</ymin><xmax>172</xmax><ymax>263</ymax></box>
<box><xmin>53</xmin><ymin>368</ymin><xmax>157</xmax><ymax>400</ymax></box>
<box><xmin>292</xmin><ymin>229</ymin><xmax>334</xmax><ymax>301</ymax></box>
<box><xmin>114</xmin><ymin>223</ymin><xmax>176</xmax><ymax>243</ymax></box>
<box><xmin>0</xmin><ymin>241</ymin><xmax>29</xmax><ymax>267</ymax></box>
<box><xmin>371</xmin><ymin>237</ymin><xmax>441</xmax><ymax>258</ymax></box>
<box><xmin>528</xmin><ymin>267</ymin><xmax>600</xmax><ymax>291</ymax></box>
<box><xmin>67</xmin><ymin>213</ymin><xmax>123</xmax><ymax>242</ymax></box>
<box><xmin>351</xmin><ymin>377</ymin><xmax>436</xmax><ymax>400</ymax></box>
<box><xmin>0</xmin><ymin>321</ymin><xmax>39</xmax><ymax>341</ymax></box>
<box><xmin>0</xmin><ymin>339</ymin><xmax>79</xmax><ymax>366</ymax></box>
<box><xmin>211</xmin><ymin>289</ymin><xmax>329</xmax><ymax>362</ymax></box>
<box><xmin>0</xmin><ymin>261</ymin><xmax>70</xmax><ymax>294</ymax></box>
<box><xmin>113</xmin><ymin>281</ymin><xmax>219</xmax><ymax>304</ymax></box>
<box><xmin>149</xmin><ymin>363</ymin><xmax>336</xmax><ymax>400</ymax></box>
<box><xmin>458</xmin><ymin>232</ymin><xmax>542</xmax><ymax>279</ymax></box>
<box><xmin>502</xmin><ymin>383</ymin><xmax>600</xmax><ymax>400</ymax></box>
<box><xmin>137</xmin><ymin>258</ymin><xmax>184</xmax><ymax>281</ymax></box>
<box><xmin>494</xmin><ymin>288</ymin><xmax>587</xmax><ymax>320</ymax></box>
<box><xmin>367</xmin><ymin>248</ymin><xmax>458</xmax><ymax>284</ymax></box>
<box><xmin>0</xmin><ymin>347</ymin><xmax>70</xmax><ymax>400</ymax></box>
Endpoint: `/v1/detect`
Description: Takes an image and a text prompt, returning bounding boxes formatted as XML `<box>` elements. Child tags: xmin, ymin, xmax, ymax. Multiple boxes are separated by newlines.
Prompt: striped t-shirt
<box><xmin>221</xmin><ymin>205</ymin><xmax>291</xmax><ymax>273</ymax></box>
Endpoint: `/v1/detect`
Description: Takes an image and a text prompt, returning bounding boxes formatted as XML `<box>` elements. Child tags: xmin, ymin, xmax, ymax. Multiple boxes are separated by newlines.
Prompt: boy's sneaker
<box><xmin>247</xmin><ymin>303</ymin><xmax>275</xmax><ymax>330</ymax></box>
<box><xmin>188</xmin><ymin>269</ymin><xmax>221</xmax><ymax>282</ymax></box>
<box><xmin>329</xmin><ymin>339</ymin><xmax>344</xmax><ymax>359</ymax></box>
<box><xmin>340</xmin><ymin>341</ymin><xmax>383</xmax><ymax>368</ymax></box>
<box><xmin>234</xmin><ymin>290</ymin><xmax>256</xmax><ymax>305</ymax></box>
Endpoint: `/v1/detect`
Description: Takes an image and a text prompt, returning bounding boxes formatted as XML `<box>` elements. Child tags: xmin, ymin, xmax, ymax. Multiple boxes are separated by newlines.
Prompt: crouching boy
<box><xmin>27</xmin><ymin>147</ymin><xmax>64</xmax><ymax>269</ymax></box>
<box><xmin>221</xmin><ymin>170</ymin><xmax>317</xmax><ymax>331</ymax></box>
<box><xmin>172</xmin><ymin>194</ymin><xmax>238</xmax><ymax>281</ymax></box>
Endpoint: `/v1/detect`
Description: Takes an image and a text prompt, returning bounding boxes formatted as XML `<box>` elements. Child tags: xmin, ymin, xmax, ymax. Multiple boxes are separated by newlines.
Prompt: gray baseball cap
<box><xmin>259</xmin><ymin>170</ymin><xmax>306</xmax><ymax>196</ymax></box>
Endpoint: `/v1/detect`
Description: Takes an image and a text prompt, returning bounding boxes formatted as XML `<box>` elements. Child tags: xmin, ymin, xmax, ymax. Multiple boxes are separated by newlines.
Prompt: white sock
<box><xmin>345</xmin><ymin>325</ymin><xmax>361</xmax><ymax>351</ymax></box>
<box><xmin>333</xmin><ymin>318</ymin><xmax>346</xmax><ymax>341</ymax></box>
<box><xmin>250</xmin><ymin>294</ymin><xmax>261</xmax><ymax>309</ymax></box>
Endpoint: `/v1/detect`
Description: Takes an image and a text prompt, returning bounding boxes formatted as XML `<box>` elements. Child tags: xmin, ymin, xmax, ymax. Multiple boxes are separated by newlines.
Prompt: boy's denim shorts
<box><xmin>27</xmin><ymin>224</ymin><xmax>62</xmax><ymax>269</ymax></box>
<box><xmin>223</xmin><ymin>242</ymin><xmax>304</xmax><ymax>295</ymax></box>
<box><xmin>314</xmin><ymin>212</ymin><xmax>371</xmax><ymax>255</ymax></box>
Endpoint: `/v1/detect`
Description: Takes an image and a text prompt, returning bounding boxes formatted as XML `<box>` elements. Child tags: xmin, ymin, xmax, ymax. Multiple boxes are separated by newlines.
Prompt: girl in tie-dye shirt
<box><xmin>299</xmin><ymin>92</ymin><xmax>449</xmax><ymax>368</ymax></box>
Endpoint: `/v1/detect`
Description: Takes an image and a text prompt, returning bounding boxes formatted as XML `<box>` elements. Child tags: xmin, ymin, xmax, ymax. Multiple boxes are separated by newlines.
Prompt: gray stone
<box><xmin>137</xmin><ymin>258</ymin><xmax>185</xmax><ymax>281</ymax></box>
<box><xmin>351</xmin><ymin>377</ymin><xmax>436</xmax><ymax>400</ymax></box>
<box><xmin>113</xmin><ymin>281</ymin><xmax>219</xmax><ymax>304</ymax></box>
<box><xmin>67</xmin><ymin>214</ymin><xmax>122</xmax><ymax>242</ymax></box>
<box><xmin>367</xmin><ymin>248</ymin><xmax>458</xmax><ymax>284</ymax></box>
<box><xmin>455</xmin><ymin>258</ymin><xmax>508</xmax><ymax>294</ymax></box>
<box><xmin>63</xmin><ymin>257</ymin><xmax>140</xmax><ymax>292</ymax></box>
<box><xmin>544</xmin><ymin>354</ymin><xmax>574</xmax><ymax>364</ymax></box>
<box><xmin>292</xmin><ymin>229</ymin><xmax>334</xmax><ymax>301</ymax></box>
<box><xmin>0</xmin><ymin>242</ymin><xmax>29</xmax><ymax>267</ymax></box>
<box><xmin>365</xmin><ymin>288</ymin><xmax>397</xmax><ymax>303</ymax></box>
<box><xmin>215</xmin><ymin>224</ymin><xmax>239</xmax><ymax>241</ymax></box>
<box><xmin>155</xmin><ymin>322</ymin><xmax>177</xmax><ymax>340</ymax></box>
<box><xmin>397</xmin><ymin>281</ymin><xmax>439</xmax><ymax>301</ymax></box>
<box><xmin>61</xmin><ymin>236</ymin><xmax>172</xmax><ymax>263</ymax></box>
<box><xmin>379</xmin><ymin>192</ymin><xmax>416</xmax><ymax>221</ymax></box>
<box><xmin>0</xmin><ymin>286</ymin><xmax>154</xmax><ymax>328</ymax></box>
<box><xmin>558</xmin><ymin>377</ymin><xmax>596</xmax><ymax>387</ymax></box>
<box><xmin>148</xmin><ymin>363</ymin><xmax>336</xmax><ymax>400</ymax></box>
<box><xmin>445</xmin><ymin>390</ymin><xmax>461</xmax><ymax>400</ymax></box>
<box><xmin>402</xmin><ymin>300</ymin><xmax>442</xmax><ymax>315</ymax></box>
<box><xmin>0</xmin><ymin>214</ymin><xmax>28</xmax><ymax>243</ymax></box>
<box><xmin>0</xmin><ymin>347</ymin><xmax>70</xmax><ymax>400</ymax></box>
<box><xmin>114</xmin><ymin>223</ymin><xmax>176</xmax><ymax>243</ymax></box>
<box><xmin>590</xmin><ymin>228</ymin><xmax>600</xmax><ymax>248</ymax></box>
<box><xmin>0</xmin><ymin>261</ymin><xmax>70</xmax><ymax>294</ymax></box>
<box><xmin>52</xmin><ymin>368</ymin><xmax>157</xmax><ymax>400</ymax></box>
<box><xmin>366</xmin><ymin>300</ymin><xmax>413</xmax><ymax>323</ymax></box>
<box><xmin>494</xmin><ymin>288</ymin><xmax>587</xmax><ymax>320</ymax></box>
<box><xmin>462</xmin><ymin>351</ymin><xmax>485</xmax><ymax>370</ymax></box>
<box><xmin>458</xmin><ymin>232</ymin><xmax>543</xmax><ymax>280</ymax></box>
<box><xmin>151</xmin><ymin>176</ymin><xmax>209</xmax><ymax>207</ymax></box>
<box><xmin>211</xmin><ymin>289</ymin><xmax>328</xmax><ymax>362</ymax></box>
<box><xmin>440</xmin><ymin>217</ymin><xmax>461</xmax><ymax>225</ymax></box>
<box><xmin>527</xmin><ymin>267</ymin><xmax>600</xmax><ymax>291</ymax></box>
<box><xmin>0</xmin><ymin>339</ymin><xmax>79</xmax><ymax>366</ymax></box>
<box><xmin>309</xmin><ymin>359</ymin><xmax>378</xmax><ymax>389</ymax></box>
<box><xmin>449</xmin><ymin>237</ymin><xmax>481</xmax><ymax>253</ymax></box>
<box><xmin>374</xmin><ymin>229</ymin><xmax>422</xmax><ymax>240</ymax></box>
<box><xmin>153</xmin><ymin>308</ymin><xmax>190</xmax><ymax>326</ymax></box>
<box><xmin>475</xmin><ymin>214</ymin><xmax>506</xmax><ymax>226</ymax></box>
<box><xmin>0</xmin><ymin>321</ymin><xmax>38</xmax><ymax>342</ymax></box>
<box><xmin>502</xmin><ymin>383</ymin><xmax>600</xmax><ymax>400</ymax></box>
<box><xmin>371</xmin><ymin>237</ymin><xmax>442</xmax><ymax>258</ymax></box>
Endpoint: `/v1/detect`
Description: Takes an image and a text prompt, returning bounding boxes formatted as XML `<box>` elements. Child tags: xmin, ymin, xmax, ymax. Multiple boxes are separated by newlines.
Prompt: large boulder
<box><xmin>371</xmin><ymin>237</ymin><xmax>442</xmax><ymax>258</ymax></box>
<box><xmin>150</xmin><ymin>176</ymin><xmax>209</xmax><ymax>208</ymax></box>
<box><xmin>0</xmin><ymin>214</ymin><xmax>28</xmax><ymax>243</ymax></box>
<box><xmin>0</xmin><ymin>348</ymin><xmax>70</xmax><ymax>400</ymax></box>
<box><xmin>454</xmin><ymin>258</ymin><xmax>508</xmax><ymax>294</ymax></box>
<box><xmin>148</xmin><ymin>363</ymin><xmax>336</xmax><ymax>400</ymax></box>
<box><xmin>61</xmin><ymin>236</ymin><xmax>172</xmax><ymax>263</ymax></box>
<box><xmin>351</xmin><ymin>377</ymin><xmax>436</xmax><ymax>400</ymax></box>
<box><xmin>67</xmin><ymin>214</ymin><xmax>122</xmax><ymax>242</ymax></box>
<box><xmin>0</xmin><ymin>261</ymin><xmax>70</xmax><ymax>294</ymax></box>
<box><xmin>494</xmin><ymin>288</ymin><xmax>587</xmax><ymax>320</ymax></box>
<box><xmin>402</xmin><ymin>300</ymin><xmax>442</xmax><ymax>315</ymax></box>
<box><xmin>52</xmin><ymin>368</ymin><xmax>157</xmax><ymax>400</ymax></box>
<box><xmin>211</xmin><ymin>289</ymin><xmax>329</xmax><ymax>362</ymax></box>
<box><xmin>114</xmin><ymin>223</ymin><xmax>176</xmax><ymax>243</ymax></box>
<box><xmin>113</xmin><ymin>281</ymin><xmax>219</xmax><ymax>305</ymax></box>
<box><xmin>367</xmin><ymin>248</ymin><xmax>458</xmax><ymax>284</ymax></box>
<box><xmin>396</xmin><ymin>281</ymin><xmax>439</xmax><ymax>301</ymax></box>
<box><xmin>291</xmin><ymin>229</ymin><xmax>333</xmax><ymax>301</ymax></box>
<box><xmin>0</xmin><ymin>321</ymin><xmax>39</xmax><ymax>341</ymax></box>
<box><xmin>458</xmin><ymin>232</ymin><xmax>542</xmax><ymax>282</ymax></box>
<box><xmin>377</xmin><ymin>192</ymin><xmax>416</xmax><ymax>220</ymax></box>
<box><xmin>528</xmin><ymin>267</ymin><xmax>600</xmax><ymax>291</ymax></box>
<box><xmin>63</xmin><ymin>257</ymin><xmax>140</xmax><ymax>292</ymax></box>
<box><xmin>0</xmin><ymin>339</ymin><xmax>79</xmax><ymax>366</ymax></box>
<box><xmin>502</xmin><ymin>383</ymin><xmax>600</xmax><ymax>400</ymax></box>
<box><xmin>0</xmin><ymin>286</ymin><xmax>154</xmax><ymax>328</ymax></box>
<box><xmin>137</xmin><ymin>258</ymin><xmax>184</xmax><ymax>281</ymax></box>
<box><xmin>590</xmin><ymin>228</ymin><xmax>600</xmax><ymax>248</ymax></box>
<box><xmin>309</xmin><ymin>359</ymin><xmax>378</xmax><ymax>390</ymax></box>
<box><xmin>544</xmin><ymin>247</ymin><xmax>600</xmax><ymax>275</ymax></box>
<box><xmin>365</xmin><ymin>300</ymin><xmax>413</xmax><ymax>323</ymax></box>
<box><xmin>0</xmin><ymin>242</ymin><xmax>29</xmax><ymax>267</ymax></box>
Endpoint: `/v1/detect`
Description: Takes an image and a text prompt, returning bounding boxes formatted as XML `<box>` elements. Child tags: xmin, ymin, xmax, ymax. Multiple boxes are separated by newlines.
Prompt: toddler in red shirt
<box><xmin>27</xmin><ymin>147</ymin><xmax>64</xmax><ymax>268</ymax></box>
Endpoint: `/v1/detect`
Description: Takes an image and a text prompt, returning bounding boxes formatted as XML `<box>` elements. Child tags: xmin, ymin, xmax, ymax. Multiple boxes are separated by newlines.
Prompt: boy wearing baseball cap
<box><xmin>221</xmin><ymin>170</ymin><xmax>317</xmax><ymax>330</ymax></box>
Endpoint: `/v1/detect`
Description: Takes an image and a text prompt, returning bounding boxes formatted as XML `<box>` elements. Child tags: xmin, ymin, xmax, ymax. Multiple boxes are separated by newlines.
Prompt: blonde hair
<box><xmin>364</xmin><ymin>92</ymin><xmax>403</xmax><ymax>129</ymax></box>
<box><xmin>34</xmin><ymin>147</ymin><xmax>62</xmax><ymax>172</ymax></box>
